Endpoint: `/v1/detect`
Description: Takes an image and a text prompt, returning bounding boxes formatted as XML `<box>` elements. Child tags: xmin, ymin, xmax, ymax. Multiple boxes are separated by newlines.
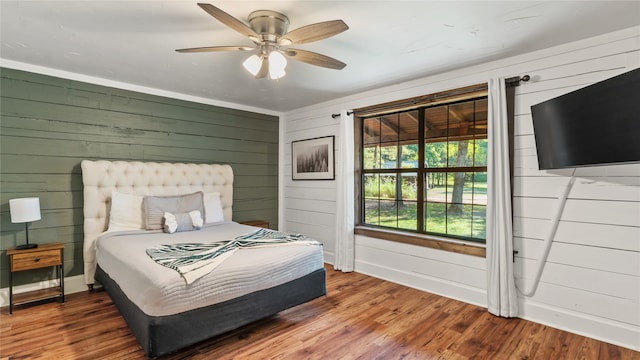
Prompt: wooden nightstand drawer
<box><xmin>11</xmin><ymin>249</ymin><xmax>62</xmax><ymax>271</ymax></box>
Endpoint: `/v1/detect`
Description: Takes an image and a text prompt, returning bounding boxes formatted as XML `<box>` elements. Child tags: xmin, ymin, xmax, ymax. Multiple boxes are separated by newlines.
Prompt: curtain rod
<box><xmin>505</xmin><ymin>74</ymin><xmax>530</xmax><ymax>87</ymax></box>
<box><xmin>332</xmin><ymin>76</ymin><xmax>530</xmax><ymax>118</ymax></box>
<box><xmin>331</xmin><ymin>111</ymin><xmax>353</xmax><ymax>119</ymax></box>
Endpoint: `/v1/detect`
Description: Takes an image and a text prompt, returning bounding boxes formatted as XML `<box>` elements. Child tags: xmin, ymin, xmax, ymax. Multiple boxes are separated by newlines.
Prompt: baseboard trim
<box><xmin>0</xmin><ymin>275</ymin><xmax>88</xmax><ymax>308</ymax></box>
<box><xmin>354</xmin><ymin>259</ymin><xmax>487</xmax><ymax>309</ymax></box>
<box><xmin>520</xmin><ymin>299</ymin><xmax>640</xmax><ymax>352</ymax></box>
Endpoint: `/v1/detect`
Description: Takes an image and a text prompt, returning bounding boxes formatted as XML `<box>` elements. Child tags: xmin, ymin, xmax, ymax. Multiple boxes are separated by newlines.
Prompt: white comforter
<box><xmin>96</xmin><ymin>221</ymin><xmax>324</xmax><ymax>316</ymax></box>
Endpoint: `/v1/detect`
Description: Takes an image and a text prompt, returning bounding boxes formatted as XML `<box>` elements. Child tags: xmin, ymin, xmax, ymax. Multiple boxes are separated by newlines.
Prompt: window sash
<box><xmin>356</xmin><ymin>87</ymin><xmax>488</xmax><ymax>244</ymax></box>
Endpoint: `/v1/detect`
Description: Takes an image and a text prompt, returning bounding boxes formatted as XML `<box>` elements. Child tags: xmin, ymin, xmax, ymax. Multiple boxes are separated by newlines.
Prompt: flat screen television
<box><xmin>530</xmin><ymin>68</ymin><xmax>640</xmax><ymax>170</ymax></box>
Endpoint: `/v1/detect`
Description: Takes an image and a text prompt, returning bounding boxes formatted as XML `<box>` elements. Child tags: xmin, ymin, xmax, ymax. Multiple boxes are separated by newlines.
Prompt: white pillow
<box><xmin>108</xmin><ymin>190</ymin><xmax>145</xmax><ymax>231</ymax></box>
<box><xmin>204</xmin><ymin>192</ymin><xmax>224</xmax><ymax>224</ymax></box>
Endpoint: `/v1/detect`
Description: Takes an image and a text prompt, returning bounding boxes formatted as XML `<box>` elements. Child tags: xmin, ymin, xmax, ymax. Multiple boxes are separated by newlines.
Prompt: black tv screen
<box><xmin>530</xmin><ymin>68</ymin><xmax>640</xmax><ymax>170</ymax></box>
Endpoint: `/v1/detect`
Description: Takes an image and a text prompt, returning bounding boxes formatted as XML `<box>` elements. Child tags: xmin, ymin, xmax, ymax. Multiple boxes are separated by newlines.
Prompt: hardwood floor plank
<box><xmin>1</xmin><ymin>264</ymin><xmax>638</xmax><ymax>359</ymax></box>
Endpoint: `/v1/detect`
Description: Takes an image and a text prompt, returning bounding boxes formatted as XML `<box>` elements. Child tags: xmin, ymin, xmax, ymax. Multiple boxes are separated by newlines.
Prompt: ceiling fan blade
<box><xmin>197</xmin><ymin>3</ymin><xmax>259</xmax><ymax>39</ymax></box>
<box><xmin>255</xmin><ymin>56</ymin><xmax>269</xmax><ymax>79</ymax></box>
<box><xmin>175</xmin><ymin>46</ymin><xmax>254</xmax><ymax>53</ymax></box>
<box><xmin>280</xmin><ymin>20</ymin><xmax>348</xmax><ymax>45</ymax></box>
<box><xmin>284</xmin><ymin>48</ymin><xmax>346</xmax><ymax>70</ymax></box>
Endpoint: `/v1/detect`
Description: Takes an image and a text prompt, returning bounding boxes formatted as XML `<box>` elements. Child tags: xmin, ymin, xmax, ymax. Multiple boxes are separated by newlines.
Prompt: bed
<box><xmin>81</xmin><ymin>160</ymin><xmax>326</xmax><ymax>357</ymax></box>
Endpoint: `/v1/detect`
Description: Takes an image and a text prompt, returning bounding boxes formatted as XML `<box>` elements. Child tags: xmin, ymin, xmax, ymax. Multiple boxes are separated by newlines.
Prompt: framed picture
<box><xmin>291</xmin><ymin>136</ymin><xmax>335</xmax><ymax>180</ymax></box>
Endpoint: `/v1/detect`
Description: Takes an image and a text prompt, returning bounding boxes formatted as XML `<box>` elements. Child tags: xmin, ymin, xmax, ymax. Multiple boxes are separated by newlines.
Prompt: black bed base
<box><xmin>95</xmin><ymin>266</ymin><xmax>327</xmax><ymax>358</ymax></box>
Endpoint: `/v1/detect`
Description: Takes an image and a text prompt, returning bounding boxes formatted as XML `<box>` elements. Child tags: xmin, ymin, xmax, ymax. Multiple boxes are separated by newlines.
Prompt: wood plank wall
<box><xmin>510</xmin><ymin>34</ymin><xmax>640</xmax><ymax>349</ymax></box>
<box><xmin>282</xmin><ymin>26</ymin><xmax>640</xmax><ymax>350</ymax></box>
<box><xmin>0</xmin><ymin>67</ymin><xmax>279</xmax><ymax>288</ymax></box>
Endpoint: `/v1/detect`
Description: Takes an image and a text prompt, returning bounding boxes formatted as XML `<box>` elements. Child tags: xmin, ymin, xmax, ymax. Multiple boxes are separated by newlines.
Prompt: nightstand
<box><xmin>6</xmin><ymin>242</ymin><xmax>65</xmax><ymax>314</ymax></box>
<box><xmin>239</xmin><ymin>220</ymin><xmax>269</xmax><ymax>228</ymax></box>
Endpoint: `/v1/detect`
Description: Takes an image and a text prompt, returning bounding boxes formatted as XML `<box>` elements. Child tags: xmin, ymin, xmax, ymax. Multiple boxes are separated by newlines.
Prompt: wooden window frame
<box><xmin>353</xmin><ymin>84</ymin><xmax>488</xmax><ymax>258</ymax></box>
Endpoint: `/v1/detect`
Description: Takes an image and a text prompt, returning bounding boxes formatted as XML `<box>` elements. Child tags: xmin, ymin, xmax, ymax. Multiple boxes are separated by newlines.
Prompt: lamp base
<box><xmin>16</xmin><ymin>243</ymin><xmax>38</xmax><ymax>250</ymax></box>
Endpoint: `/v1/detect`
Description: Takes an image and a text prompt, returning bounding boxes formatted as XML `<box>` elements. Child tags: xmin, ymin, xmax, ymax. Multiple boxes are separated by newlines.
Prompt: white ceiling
<box><xmin>1</xmin><ymin>1</ymin><xmax>639</xmax><ymax>112</ymax></box>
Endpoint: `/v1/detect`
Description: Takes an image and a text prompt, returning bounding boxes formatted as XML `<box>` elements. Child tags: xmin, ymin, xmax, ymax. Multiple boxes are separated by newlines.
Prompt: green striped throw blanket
<box><xmin>146</xmin><ymin>228</ymin><xmax>321</xmax><ymax>284</ymax></box>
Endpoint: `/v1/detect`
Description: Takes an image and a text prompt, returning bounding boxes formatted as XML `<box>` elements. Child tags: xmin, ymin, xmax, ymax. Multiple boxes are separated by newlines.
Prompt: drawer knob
<box><xmin>34</xmin><ymin>258</ymin><xmax>40</xmax><ymax>262</ymax></box>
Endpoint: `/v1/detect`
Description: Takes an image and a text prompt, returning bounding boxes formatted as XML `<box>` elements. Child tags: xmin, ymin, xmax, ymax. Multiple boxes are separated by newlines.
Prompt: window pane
<box><xmin>425</xmin><ymin>202</ymin><xmax>445</xmax><ymax>234</ymax></box>
<box><xmin>447</xmin><ymin>101</ymin><xmax>475</xmax><ymax>143</ymax></box>
<box><xmin>472</xmin><ymin>204</ymin><xmax>486</xmax><ymax>239</ymax></box>
<box><xmin>364</xmin><ymin>198</ymin><xmax>380</xmax><ymax>225</ymax></box>
<box><xmin>473</xmin><ymin>172</ymin><xmax>487</xmax><ymax>206</ymax></box>
<box><xmin>425</xmin><ymin>141</ymin><xmax>446</xmax><ymax>168</ymax></box>
<box><xmin>364</xmin><ymin>174</ymin><xmax>380</xmax><ymax>199</ymax></box>
<box><xmin>379</xmin><ymin>114</ymin><xmax>399</xmax><ymax>144</ymax></box>
<box><xmin>474</xmin><ymin>138</ymin><xmax>487</xmax><ymax>166</ymax></box>
<box><xmin>379</xmin><ymin>200</ymin><xmax>397</xmax><ymax>228</ymax></box>
<box><xmin>379</xmin><ymin>174</ymin><xmax>396</xmax><ymax>200</ymax></box>
<box><xmin>425</xmin><ymin>171</ymin><xmax>446</xmax><ymax>235</ymax></box>
<box><xmin>472</xmin><ymin>172</ymin><xmax>487</xmax><ymax>240</ymax></box>
<box><xmin>425</xmin><ymin>105</ymin><xmax>447</xmax><ymax>142</ymax></box>
<box><xmin>448</xmin><ymin>172</ymin><xmax>474</xmax><ymax>205</ymax></box>
<box><xmin>474</xmin><ymin>98</ymin><xmax>488</xmax><ymax>130</ymax></box>
<box><xmin>397</xmin><ymin>110</ymin><xmax>419</xmax><ymax>171</ymax></box>
<box><xmin>364</xmin><ymin>171</ymin><xmax>381</xmax><ymax>226</ymax></box>
<box><xmin>363</xmin><ymin>118</ymin><xmax>380</xmax><ymax>145</ymax></box>
<box><xmin>447</xmin><ymin>140</ymin><xmax>473</xmax><ymax>167</ymax></box>
<box><xmin>381</xmin><ymin>145</ymin><xmax>398</xmax><ymax>169</ymax></box>
<box><xmin>398</xmin><ymin>110</ymin><xmax>419</xmax><ymax>141</ymax></box>
<box><xmin>447</xmin><ymin>204</ymin><xmax>473</xmax><ymax>238</ymax></box>
<box><xmin>400</xmin><ymin>143</ymin><xmax>419</xmax><ymax>168</ymax></box>
<box><xmin>425</xmin><ymin>172</ymin><xmax>446</xmax><ymax>203</ymax></box>
<box><xmin>401</xmin><ymin>174</ymin><xmax>418</xmax><ymax>200</ymax></box>
<box><xmin>398</xmin><ymin>200</ymin><xmax>417</xmax><ymax>230</ymax></box>
<box><xmin>447</xmin><ymin>141</ymin><xmax>457</xmax><ymax>167</ymax></box>
<box><xmin>363</xmin><ymin>145</ymin><xmax>380</xmax><ymax>169</ymax></box>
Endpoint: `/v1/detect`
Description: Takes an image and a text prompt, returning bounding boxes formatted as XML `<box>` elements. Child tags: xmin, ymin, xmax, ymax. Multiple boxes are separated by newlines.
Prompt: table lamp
<box><xmin>9</xmin><ymin>197</ymin><xmax>41</xmax><ymax>250</ymax></box>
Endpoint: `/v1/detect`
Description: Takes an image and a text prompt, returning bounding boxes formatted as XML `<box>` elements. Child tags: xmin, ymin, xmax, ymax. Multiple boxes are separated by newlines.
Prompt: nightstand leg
<box><xmin>60</xmin><ymin>263</ymin><xmax>65</xmax><ymax>303</ymax></box>
<box><xmin>9</xmin><ymin>269</ymin><xmax>13</xmax><ymax>315</ymax></box>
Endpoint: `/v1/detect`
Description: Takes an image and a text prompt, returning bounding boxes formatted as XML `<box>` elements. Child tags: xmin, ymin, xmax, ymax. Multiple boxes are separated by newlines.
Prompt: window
<box><xmin>356</xmin><ymin>85</ymin><xmax>488</xmax><ymax>245</ymax></box>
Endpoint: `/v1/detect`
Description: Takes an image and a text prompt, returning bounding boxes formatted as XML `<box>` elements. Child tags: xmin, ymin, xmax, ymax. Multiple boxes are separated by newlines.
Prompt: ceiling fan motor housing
<box><xmin>248</xmin><ymin>10</ymin><xmax>290</xmax><ymax>42</ymax></box>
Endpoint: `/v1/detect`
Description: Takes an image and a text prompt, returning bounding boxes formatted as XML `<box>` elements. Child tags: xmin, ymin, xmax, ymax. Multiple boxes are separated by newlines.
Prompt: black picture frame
<box><xmin>291</xmin><ymin>136</ymin><xmax>335</xmax><ymax>180</ymax></box>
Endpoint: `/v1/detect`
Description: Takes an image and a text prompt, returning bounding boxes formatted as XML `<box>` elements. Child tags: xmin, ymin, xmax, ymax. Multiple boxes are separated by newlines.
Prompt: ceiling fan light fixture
<box><xmin>242</xmin><ymin>54</ymin><xmax>263</xmax><ymax>76</ymax></box>
<box><xmin>177</xmin><ymin>4</ymin><xmax>348</xmax><ymax>79</ymax></box>
<box><xmin>268</xmin><ymin>50</ymin><xmax>287</xmax><ymax>79</ymax></box>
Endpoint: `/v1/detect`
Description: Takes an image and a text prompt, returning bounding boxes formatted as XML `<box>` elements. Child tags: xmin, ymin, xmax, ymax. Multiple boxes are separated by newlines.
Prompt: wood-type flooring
<box><xmin>1</xmin><ymin>264</ymin><xmax>637</xmax><ymax>359</ymax></box>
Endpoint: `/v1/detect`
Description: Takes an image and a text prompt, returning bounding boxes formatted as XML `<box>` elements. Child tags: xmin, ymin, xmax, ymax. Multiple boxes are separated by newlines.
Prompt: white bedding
<box><xmin>96</xmin><ymin>221</ymin><xmax>324</xmax><ymax>317</ymax></box>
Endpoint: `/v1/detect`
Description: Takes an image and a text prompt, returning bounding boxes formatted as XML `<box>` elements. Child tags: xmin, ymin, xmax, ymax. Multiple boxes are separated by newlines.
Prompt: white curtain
<box><xmin>486</xmin><ymin>78</ymin><xmax>518</xmax><ymax>317</ymax></box>
<box><xmin>334</xmin><ymin>109</ymin><xmax>355</xmax><ymax>272</ymax></box>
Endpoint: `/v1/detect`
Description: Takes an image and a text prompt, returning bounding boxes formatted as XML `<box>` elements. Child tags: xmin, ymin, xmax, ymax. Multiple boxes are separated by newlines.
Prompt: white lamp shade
<box><xmin>268</xmin><ymin>51</ymin><xmax>287</xmax><ymax>79</ymax></box>
<box><xmin>9</xmin><ymin>197</ymin><xmax>41</xmax><ymax>223</ymax></box>
<box><xmin>242</xmin><ymin>54</ymin><xmax>262</xmax><ymax>76</ymax></box>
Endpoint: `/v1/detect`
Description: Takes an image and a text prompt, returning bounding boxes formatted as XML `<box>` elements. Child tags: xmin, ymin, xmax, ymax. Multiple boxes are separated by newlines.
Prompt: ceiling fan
<box><xmin>176</xmin><ymin>3</ymin><xmax>348</xmax><ymax>79</ymax></box>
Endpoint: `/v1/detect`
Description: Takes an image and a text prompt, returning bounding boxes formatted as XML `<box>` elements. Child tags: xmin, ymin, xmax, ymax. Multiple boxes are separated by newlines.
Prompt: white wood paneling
<box><xmin>284</xmin><ymin>186</ymin><xmax>337</xmax><ymax>201</ymax></box>
<box><xmin>516</xmin><ymin>258</ymin><xmax>640</xmax><ymax>301</ymax></box>
<box><xmin>516</xmin><ymin>280</ymin><xmax>640</xmax><ymax>327</ymax></box>
<box><xmin>515</xmin><ymin>217</ymin><xmax>640</xmax><ymax>251</ymax></box>
<box><xmin>515</xmin><ymin>237</ymin><xmax>640</xmax><ymax>276</ymax></box>
<box><xmin>283</xmin><ymin>26</ymin><xmax>640</xmax><ymax>351</ymax></box>
<box><xmin>355</xmin><ymin>237</ymin><xmax>487</xmax><ymax>307</ymax></box>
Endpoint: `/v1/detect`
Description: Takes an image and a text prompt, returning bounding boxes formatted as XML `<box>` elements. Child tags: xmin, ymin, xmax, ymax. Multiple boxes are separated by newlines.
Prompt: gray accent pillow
<box><xmin>143</xmin><ymin>191</ymin><xmax>205</xmax><ymax>230</ymax></box>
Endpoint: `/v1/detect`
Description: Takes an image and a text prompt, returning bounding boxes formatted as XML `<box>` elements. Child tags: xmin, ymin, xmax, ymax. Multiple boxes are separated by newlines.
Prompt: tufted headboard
<box><xmin>81</xmin><ymin>160</ymin><xmax>234</xmax><ymax>286</ymax></box>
